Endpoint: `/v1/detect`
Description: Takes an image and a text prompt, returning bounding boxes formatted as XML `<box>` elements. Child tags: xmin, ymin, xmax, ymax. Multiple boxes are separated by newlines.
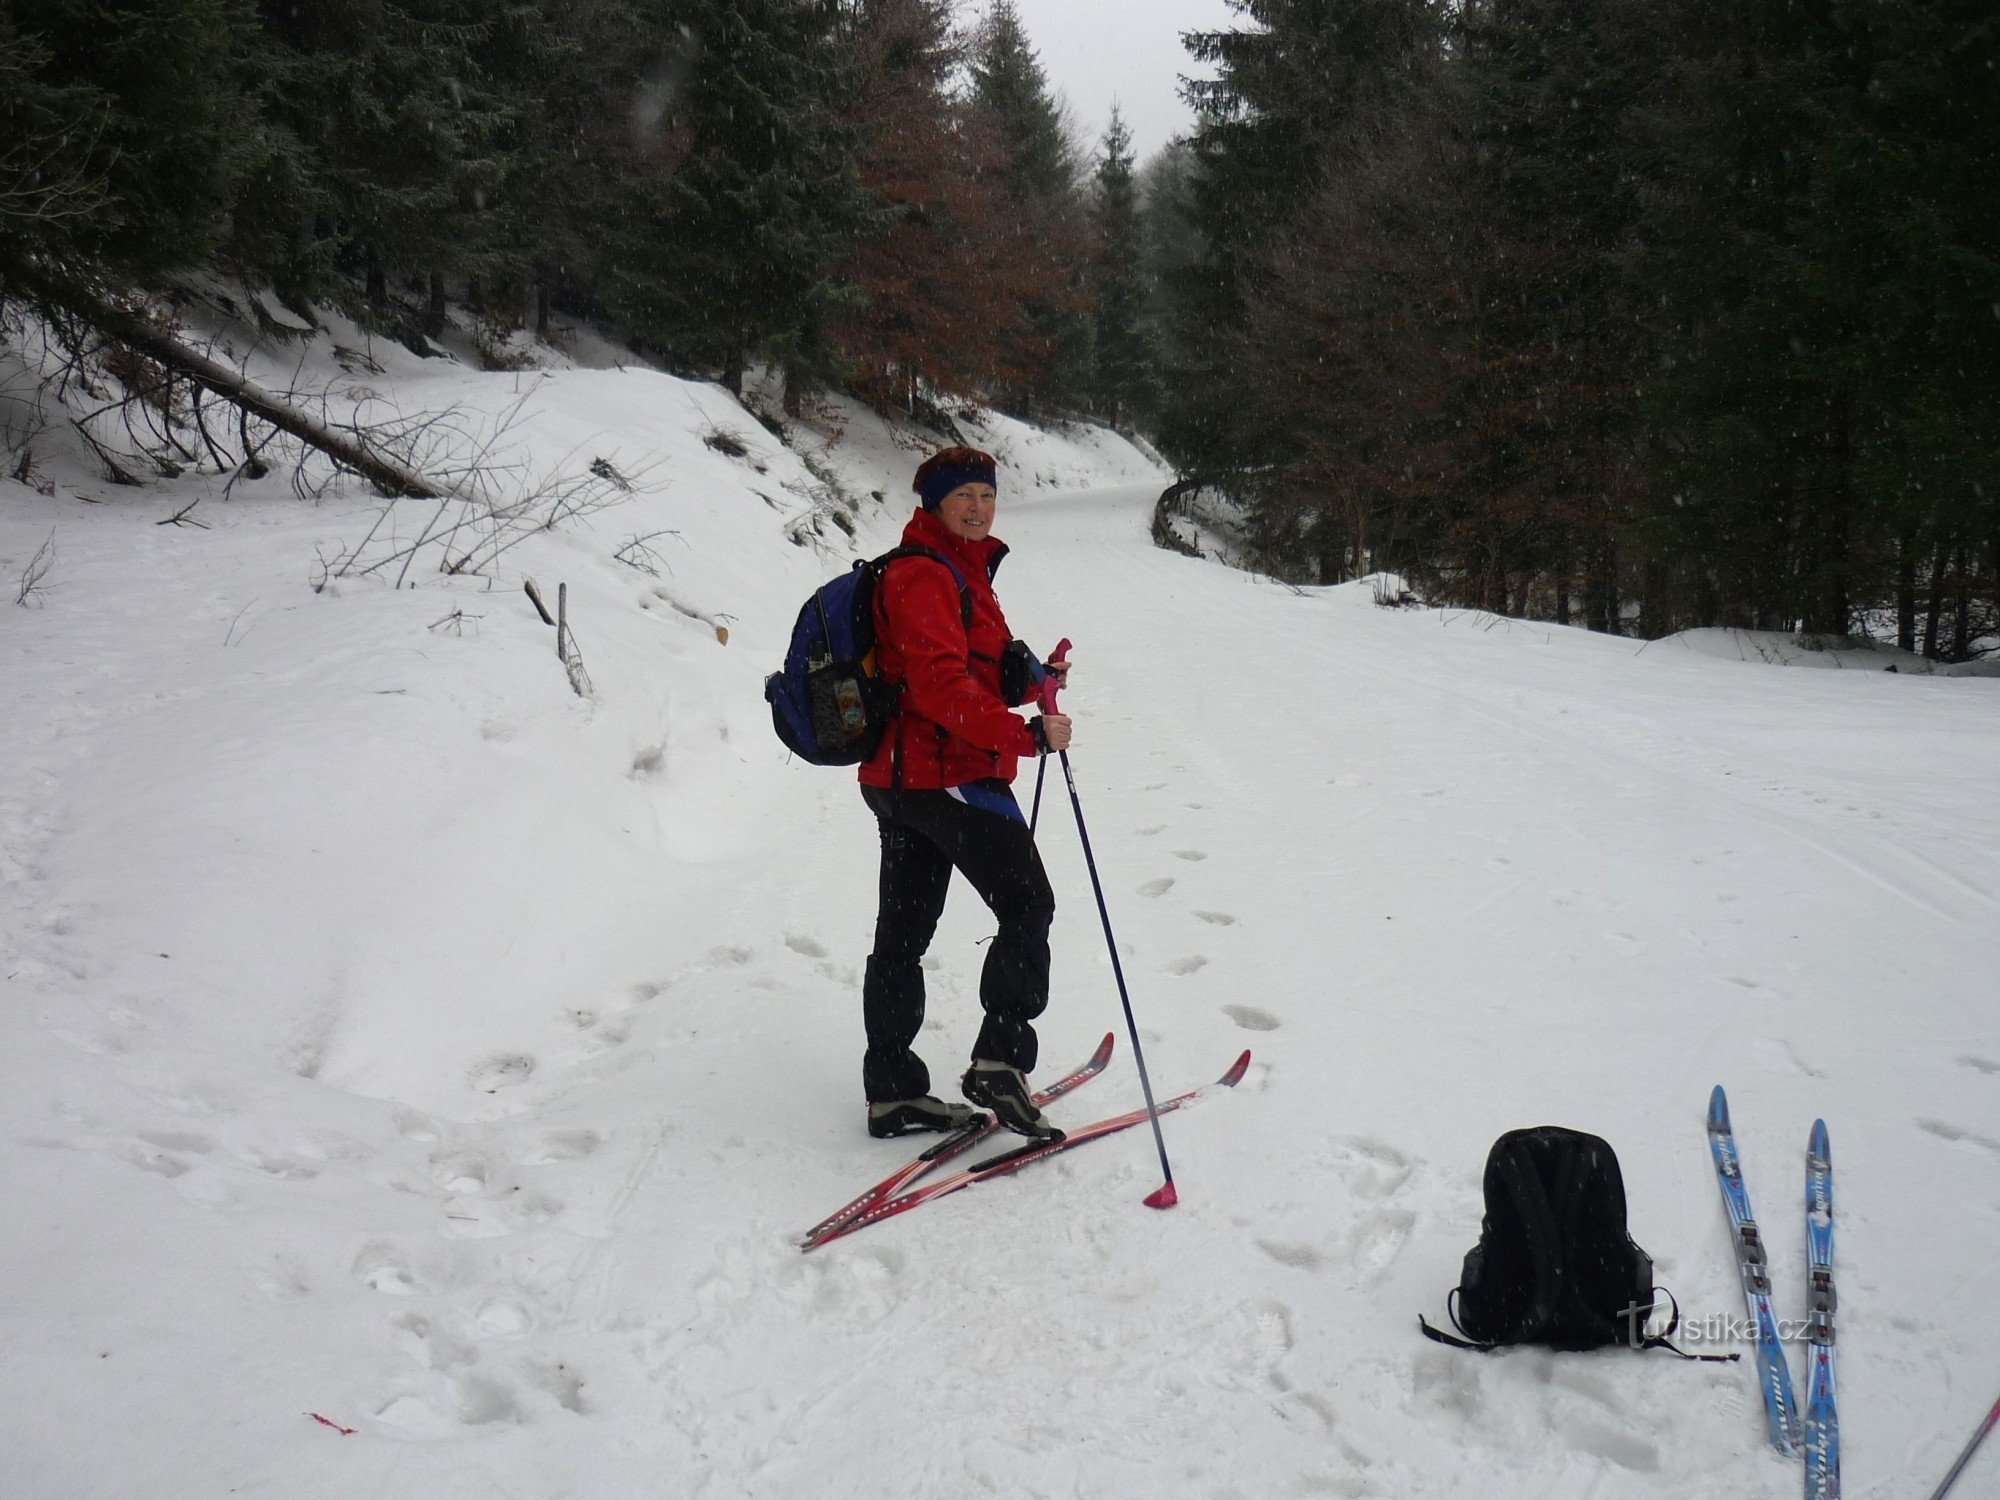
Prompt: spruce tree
<box><xmin>829</xmin><ymin>0</ymin><xmax>1046</xmax><ymax>411</ymax></box>
<box><xmin>230</xmin><ymin>0</ymin><xmax>509</xmax><ymax>326</ymax></box>
<box><xmin>595</xmin><ymin>0</ymin><xmax>872</xmax><ymax>396</ymax></box>
<box><xmin>0</xmin><ymin>0</ymin><xmax>250</xmax><ymax>290</ymax></box>
<box><xmin>1166</xmin><ymin>0</ymin><xmax>1443</xmax><ymax>478</ymax></box>
<box><xmin>966</xmin><ymin>0</ymin><xmax>1094</xmax><ymax>416</ymax></box>
<box><xmin>1088</xmin><ymin>108</ymin><xmax>1154</xmax><ymax>428</ymax></box>
<box><xmin>1631</xmin><ymin>0</ymin><xmax>2000</xmax><ymax>637</ymax></box>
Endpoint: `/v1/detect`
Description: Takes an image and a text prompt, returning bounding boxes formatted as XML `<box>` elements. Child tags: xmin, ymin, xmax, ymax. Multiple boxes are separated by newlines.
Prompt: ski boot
<box><xmin>867</xmin><ymin>1096</ymin><xmax>985</xmax><ymax>1139</ymax></box>
<box><xmin>961</xmin><ymin>1061</ymin><xmax>1065</xmax><ymax>1141</ymax></box>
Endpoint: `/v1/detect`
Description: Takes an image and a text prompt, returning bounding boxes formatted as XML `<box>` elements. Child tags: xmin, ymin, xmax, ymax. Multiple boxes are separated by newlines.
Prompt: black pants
<box><xmin>859</xmin><ymin>780</ymin><xmax>1054</xmax><ymax>1102</ymax></box>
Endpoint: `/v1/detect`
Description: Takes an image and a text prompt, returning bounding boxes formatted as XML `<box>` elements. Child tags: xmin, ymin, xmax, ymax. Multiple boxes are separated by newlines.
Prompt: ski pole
<box><xmin>1029</xmin><ymin>740</ymin><xmax>1048</xmax><ymax>837</ymax></box>
<box><xmin>1927</xmin><ymin>1389</ymin><xmax>2000</xmax><ymax>1499</ymax></box>
<box><xmin>1039</xmin><ymin>640</ymin><xmax>1179</xmax><ymax>1209</ymax></box>
<box><xmin>1027</xmin><ymin>641</ymin><xmax>1062</xmax><ymax>835</ymax></box>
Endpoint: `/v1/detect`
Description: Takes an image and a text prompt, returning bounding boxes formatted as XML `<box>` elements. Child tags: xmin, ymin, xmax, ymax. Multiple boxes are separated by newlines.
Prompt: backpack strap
<box><xmin>878</xmin><ymin>545</ymin><xmax>973</xmax><ymax>630</ymax></box>
<box><xmin>1424</xmin><ymin>1286</ymin><xmax>1743</xmax><ymax>1361</ymax></box>
<box><xmin>1636</xmin><ymin>1287</ymin><xmax>1742</xmax><ymax>1363</ymax></box>
<box><xmin>1419</xmin><ymin>1289</ymin><xmax>1500</xmax><ymax>1352</ymax></box>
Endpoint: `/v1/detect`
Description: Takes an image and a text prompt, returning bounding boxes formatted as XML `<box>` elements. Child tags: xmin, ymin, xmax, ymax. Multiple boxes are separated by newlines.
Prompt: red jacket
<box><xmin>859</xmin><ymin>507</ymin><xmax>1042</xmax><ymax>789</ymax></box>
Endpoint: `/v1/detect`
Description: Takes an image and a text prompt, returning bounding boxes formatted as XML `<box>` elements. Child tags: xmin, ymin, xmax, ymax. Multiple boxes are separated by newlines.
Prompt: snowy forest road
<box><xmin>4</xmin><ymin>463</ymin><xmax>1996</xmax><ymax>1500</ymax></box>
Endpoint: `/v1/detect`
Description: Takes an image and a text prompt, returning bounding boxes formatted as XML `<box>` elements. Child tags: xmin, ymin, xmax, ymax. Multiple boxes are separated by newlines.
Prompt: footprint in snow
<box><xmin>138</xmin><ymin>1130</ymin><xmax>214</xmax><ymax>1155</ymax></box>
<box><xmin>521</xmin><ymin>1129</ymin><xmax>603</xmax><ymax>1165</ymax></box>
<box><xmin>429</xmin><ymin>1149</ymin><xmax>492</xmax><ymax>1195</ymax></box>
<box><xmin>1327</xmin><ymin>1137</ymin><xmax>1416</xmax><ymax>1200</ymax></box>
<box><xmin>525</xmin><ymin>1360</ymin><xmax>590</xmax><ymax>1415</ymax></box>
<box><xmin>373</xmin><ymin>1374</ymin><xmax>520</xmax><ymax>1437</ymax></box>
<box><xmin>242</xmin><ymin>1149</ymin><xmax>320</xmax><ymax>1181</ymax></box>
<box><xmin>1194</xmin><ymin>911</ymin><xmax>1237</xmax><ymax>926</ymax></box>
<box><xmin>1256</xmin><ymin>1240</ymin><xmax>1325</xmax><ymax>1271</ymax></box>
<box><xmin>396</xmin><ymin>1110</ymin><xmax>442</xmax><ymax>1144</ymax></box>
<box><xmin>1173</xmin><ymin>849</ymin><xmax>1208</xmax><ymax>862</ymax></box>
<box><xmin>565</xmin><ymin>1008</ymin><xmax>631</xmax><ymax>1054</ymax></box>
<box><xmin>1347</xmin><ymin>1209</ymin><xmax>1416</xmax><ymax>1279</ymax></box>
<box><xmin>783</xmin><ymin>933</ymin><xmax>829</xmax><ymax>959</ymax></box>
<box><xmin>474</xmin><ymin>1298</ymin><xmax>533</xmax><ymax>1339</ymax></box>
<box><xmin>118</xmin><ymin>1140</ymin><xmax>194</xmax><ymax>1179</ymax></box>
<box><xmin>439</xmin><ymin>1188</ymin><xmax>564</xmax><ymax>1240</ymax></box>
<box><xmin>1959</xmin><ymin>1055</ymin><xmax>2000</xmax><ymax>1076</ymax></box>
<box><xmin>353</xmin><ymin>1243</ymin><xmax>425</xmax><ymax>1296</ymax></box>
<box><xmin>1222</xmin><ymin>1004</ymin><xmax>1280</xmax><ymax>1032</ymax></box>
<box><xmin>1138</xmin><ymin>878</ymin><xmax>1175</xmax><ymax>897</ymax></box>
<box><xmin>1166</xmin><ymin>955</ymin><xmax>1208</xmax><ymax>976</ymax></box>
<box><xmin>1134</xmin><ymin>824</ymin><xmax>1166</xmax><ymax>836</ymax></box>
<box><xmin>1918</xmin><ymin>1119</ymin><xmax>2000</xmax><ymax>1156</ymax></box>
<box><xmin>468</xmin><ymin>1053</ymin><xmax>535</xmax><ymax>1094</ymax></box>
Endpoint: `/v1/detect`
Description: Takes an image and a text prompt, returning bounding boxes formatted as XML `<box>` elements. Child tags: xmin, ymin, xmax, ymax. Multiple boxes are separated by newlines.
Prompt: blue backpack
<box><xmin>764</xmin><ymin>546</ymin><xmax>970</xmax><ymax>765</ymax></box>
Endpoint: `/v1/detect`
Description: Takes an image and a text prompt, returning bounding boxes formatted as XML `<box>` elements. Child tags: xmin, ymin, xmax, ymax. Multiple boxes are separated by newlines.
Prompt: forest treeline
<box><xmin>1158</xmin><ymin>0</ymin><xmax>1999</xmax><ymax>650</ymax></box>
<box><xmin>2</xmin><ymin>0</ymin><xmax>1995</xmax><ymax>650</ymax></box>
<box><xmin>0</xmin><ymin>0</ymin><xmax>1146</xmax><ymax>423</ymax></box>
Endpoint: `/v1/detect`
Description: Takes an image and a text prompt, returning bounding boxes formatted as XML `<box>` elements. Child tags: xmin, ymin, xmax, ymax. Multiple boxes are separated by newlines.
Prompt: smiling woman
<box><xmin>847</xmin><ymin>445</ymin><xmax>1074</xmax><ymax>1142</ymax></box>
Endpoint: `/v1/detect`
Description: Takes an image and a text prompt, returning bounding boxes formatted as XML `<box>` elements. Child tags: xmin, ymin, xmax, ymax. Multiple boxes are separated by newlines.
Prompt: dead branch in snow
<box><xmin>557</xmin><ymin>582</ymin><xmax>591</xmax><ymax>697</ymax></box>
<box><xmin>5</xmin><ymin>260</ymin><xmax>447</xmax><ymax>498</ymax></box>
<box><xmin>612</xmin><ymin>529</ymin><xmax>684</xmax><ymax>577</ymax></box>
<box><xmin>5</xmin><ymin>273</ymin><xmax>651</xmax><ymax>590</ymax></box>
<box><xmin>15</xmin><ymin>529</ymin><xmax>56</xmax><ymax>606</ymax></box>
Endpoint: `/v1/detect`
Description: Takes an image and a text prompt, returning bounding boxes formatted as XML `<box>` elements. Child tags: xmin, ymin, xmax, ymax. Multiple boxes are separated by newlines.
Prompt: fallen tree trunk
<box><xmin>3</xmin><ymin>258</ymin><xmax>448</xmax><ymax>499</ymax></box>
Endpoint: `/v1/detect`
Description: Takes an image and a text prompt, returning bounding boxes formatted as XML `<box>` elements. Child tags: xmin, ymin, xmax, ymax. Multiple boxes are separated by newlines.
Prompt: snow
<box><xmin>3</xmin><ymin>328</ymin><xmax>1998</xmax><ymax>1498</ymax></box>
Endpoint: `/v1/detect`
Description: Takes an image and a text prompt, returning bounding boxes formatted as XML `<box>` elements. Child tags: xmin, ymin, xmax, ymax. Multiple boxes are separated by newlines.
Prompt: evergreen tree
<box><xmin>1087</xmin><ymin>107</ymin><xmax>1154</xmax><ymax>427</ymax></box>
<box><xmin>829</xmin><ymin>0</ymin><xmax>1046</xmax><ymax>411</ymax></box>
<box><xmin>1166</xmin><ymin>0</ymin><xmax>1444</xmax><ymax>478</ymax></box>
<box><xmin>0</xmin><ymin>0</ymin><xmax>250</xmax><ymax>290</ymax></box>
<box><xmin>1136</xmin><ymin>140</ymin><xmax>1204</xmax><ymax>291</ymax></box>
<box><xmin>1434</xmin><ymin>0</ymin><xmax>1667</xmax><ymax>626</ymax></box>
<box><xmin>229</xmin><ymin>0</ymin><xmax>512</xmax><ymax>326</ymax></box>
<box><xmin>595</xmin><ymin>0</ymin><xmax>873</xmax><ymax>396</ymax></box>
<box><xmin>967</xmin><ymin>0</ymin><xmax>1076</xmax><ymax>203</ymax></box>
<box><xmin>966</xmin><ymin>0</ymin><xmax>1094</xmax><ymax>416</ymax></box>
<box><xmin>1634</xmin><ymin>0</ymin><xmax>2000</xmax><ymax>639</ymax></box>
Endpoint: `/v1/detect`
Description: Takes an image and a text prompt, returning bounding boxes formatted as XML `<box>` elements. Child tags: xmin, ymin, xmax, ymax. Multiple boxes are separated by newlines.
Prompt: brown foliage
<box><xmin>831</xmin><ymin>0</ymin><xmax>1055</xmax><ymax>411</ymax></box>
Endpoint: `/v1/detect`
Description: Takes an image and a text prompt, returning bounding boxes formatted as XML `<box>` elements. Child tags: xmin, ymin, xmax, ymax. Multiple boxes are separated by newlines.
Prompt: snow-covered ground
<box><xmin>3</xmin><ymin>334</ymin><xmax>1997</xmax><ymax>1498</ymax></box>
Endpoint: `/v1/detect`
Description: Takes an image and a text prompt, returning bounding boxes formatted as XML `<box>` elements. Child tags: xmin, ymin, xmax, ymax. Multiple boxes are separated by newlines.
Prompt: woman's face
<box><xmin>935</xmin><ymin>482</ymin><xmax>997</xmax><ymax>542</ymax></box>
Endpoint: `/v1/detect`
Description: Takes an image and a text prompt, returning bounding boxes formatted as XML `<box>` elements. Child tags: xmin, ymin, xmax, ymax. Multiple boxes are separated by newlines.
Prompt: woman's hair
<box><xmin>913</xmin><ymin>446</ymin><xmax>998</xmax><ymax>508</ymax></box>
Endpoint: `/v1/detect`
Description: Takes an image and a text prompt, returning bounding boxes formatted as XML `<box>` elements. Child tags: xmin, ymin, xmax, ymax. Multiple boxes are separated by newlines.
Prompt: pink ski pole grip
<box><xmin>1038</xmin><ymin>638</ymin><xmax>1072</xmax><ymax>715</ymax></box>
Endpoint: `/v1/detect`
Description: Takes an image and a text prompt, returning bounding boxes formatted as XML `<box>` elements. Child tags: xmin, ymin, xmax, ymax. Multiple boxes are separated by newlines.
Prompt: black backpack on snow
<box><xmin>1421</xmin><ymin>1127</ymin><xmax>1725</xmax><ymax>1360</ymax></box>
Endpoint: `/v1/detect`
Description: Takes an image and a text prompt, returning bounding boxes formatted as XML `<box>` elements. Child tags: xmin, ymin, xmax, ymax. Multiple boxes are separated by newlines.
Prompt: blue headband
<box><xmin>917</xmin><ymin>459</ymin><xmax>997</xmax><ymax>509</ymax></box>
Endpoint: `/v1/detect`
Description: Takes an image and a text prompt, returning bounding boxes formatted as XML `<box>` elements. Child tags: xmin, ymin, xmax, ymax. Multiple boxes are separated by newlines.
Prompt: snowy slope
<box><xmin>3</xmin><ymin>350</ymin><xmax>1998</xmax><ymax>1499</ymax></box>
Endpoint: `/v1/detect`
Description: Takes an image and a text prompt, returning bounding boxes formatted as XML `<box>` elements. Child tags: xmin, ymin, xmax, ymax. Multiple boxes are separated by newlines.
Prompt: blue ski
<box><xmin>1803</xmin><ymin>1119</ymin><xmax>1839</xmax><ymax>1498</ymax></box>
<box><xmin>1708</xmin><ymin>1086</ymin><xmax>1802</xmax><ymax>1456</ymax></box>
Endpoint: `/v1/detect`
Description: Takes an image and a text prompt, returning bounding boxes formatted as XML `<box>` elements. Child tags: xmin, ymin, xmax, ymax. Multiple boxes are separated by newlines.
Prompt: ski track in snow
<box><xmin>3</xmin><ymin>350</ymin><xmax>1998</xmax><ymax>1497</ymax></box>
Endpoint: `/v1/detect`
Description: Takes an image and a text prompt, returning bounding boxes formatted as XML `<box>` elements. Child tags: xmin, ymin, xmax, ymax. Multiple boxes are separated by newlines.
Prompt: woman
<box><xmin>857</xmin><ymin>446</ymin><xmax>1072</xmax><ymax>1140</ymax></box>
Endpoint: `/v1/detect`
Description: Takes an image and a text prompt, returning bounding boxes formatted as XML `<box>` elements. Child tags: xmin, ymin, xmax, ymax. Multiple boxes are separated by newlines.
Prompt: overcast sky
<box><xmin>998</xmin><ymin>0</ymin><xmax>1241</xmax><ymax>165</ymax></box>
